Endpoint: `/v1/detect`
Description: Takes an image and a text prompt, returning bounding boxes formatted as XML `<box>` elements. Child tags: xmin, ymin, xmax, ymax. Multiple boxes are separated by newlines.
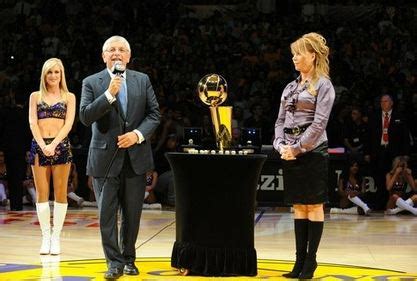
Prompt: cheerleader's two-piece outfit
<box><xmin>29</xmin><ymin>101</ymin><xmax>72</xmax><ymax>166</ymax></box>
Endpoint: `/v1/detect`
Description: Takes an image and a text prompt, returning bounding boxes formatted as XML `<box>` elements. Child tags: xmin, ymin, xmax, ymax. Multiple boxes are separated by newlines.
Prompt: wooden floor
<box><xmin>1</xmin><ymin>205</ymin><xmax>417</xmax><ymax>280</ymax></box>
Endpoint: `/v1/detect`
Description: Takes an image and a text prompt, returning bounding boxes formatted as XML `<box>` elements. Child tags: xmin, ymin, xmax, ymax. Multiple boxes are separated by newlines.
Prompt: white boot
<box><xmin>67</xmin><ymin>192</ymin><xmax>84</xmax><ymax>207</ymax></box>
<box><xmin>81</xmin><ymin>201</ymin><xmax>97</xmax><ymax>207</ymax></box>
<box><xmin>396</xmin><ymin>198</ymin><xmax>417</xmax><ymax>215</ymax></box>
<box><xmin>330</xmin><ymin>207</ymin><xmax>358</xmax><ymax>214</ymax></box>
<box><xmin>385</xmin><ymin>207</ymin><xmax>402</xmax><ymax>215</ymax></box>
<box><xmin>386</xmin><ymin>198</ymin><xmax>415</xmax><ymax>215</ymax></box>
<box><xmin>28</xmin><ymin>187</ymin><xmax>37</xmax><ymax>204</ymax></box>
<box><xmin>50</xmin><ymin>202</ymin><xmax>67</xmax><ymax>255</ymax></box>
<box><xmin>36</xmin><ymin>202</ymin><xmax>51</xmax><ymax>255</ymax></box>
<box><xmin>349</xmin><ymin>196</ymin><xmax>371</xmax><ymax>215</ymax></box>
<box><xmin>0</xmin><ymin>183</ymin><xmax>7</xmax><ymax>206</ymax></box>
<box><xmin>0</xmin><ymin>183</ymin><xmax>6</xmax><ymax>200</ymax></box>
<box><xmin>405</xmin><ymin>198</ymin><xmax>414</xmax><ymax>207</ymax></box>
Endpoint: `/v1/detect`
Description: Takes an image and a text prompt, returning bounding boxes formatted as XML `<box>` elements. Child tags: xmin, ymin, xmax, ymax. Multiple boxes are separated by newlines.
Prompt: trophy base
<box><xmin>184</xmin><ymin>148</ymin><xmax>256</xmax><ymax>155</ymax></box>
<box><xmin>181</xmin><ymin>145</ymin><xmax>203</xmax><ymax>153</ymax></box>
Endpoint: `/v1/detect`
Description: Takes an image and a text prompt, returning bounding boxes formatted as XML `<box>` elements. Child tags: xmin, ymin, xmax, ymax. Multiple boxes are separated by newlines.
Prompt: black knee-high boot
<box><xmin>283</xmin><ymin>219</ymin><xmax>309</xmax><ymax>278</ymax></box>
<box><xmin>299</xmin><ymin>220</ymin><xmax>323</xmax><ymax>279</ymax></box>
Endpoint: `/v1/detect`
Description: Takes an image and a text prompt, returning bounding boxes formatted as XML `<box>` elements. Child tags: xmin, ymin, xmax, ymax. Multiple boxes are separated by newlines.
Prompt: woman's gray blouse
<box><xmin>273</xmin><ymin>76</ymin><xmax>335</xmax><ymax>155</ymax></box>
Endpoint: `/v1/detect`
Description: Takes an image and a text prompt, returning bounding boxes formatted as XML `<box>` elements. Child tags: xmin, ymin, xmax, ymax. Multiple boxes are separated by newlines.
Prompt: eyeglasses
<box><xmin>105</xmin><ymin>47</ymin><xmax>129</xmax><ymax>54</ymax></box>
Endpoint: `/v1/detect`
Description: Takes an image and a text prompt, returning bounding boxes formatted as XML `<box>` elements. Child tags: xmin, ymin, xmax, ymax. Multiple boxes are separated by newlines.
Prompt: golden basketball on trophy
<box><xmin>197</xmin><ymin>74</ymin><xmax>232</xmax><ymax>151</ymax></box>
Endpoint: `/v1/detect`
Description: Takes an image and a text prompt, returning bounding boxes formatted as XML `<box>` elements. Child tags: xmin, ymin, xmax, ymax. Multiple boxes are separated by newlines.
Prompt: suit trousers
<box><xmin>4</xmin><ymin>150</ymin><xmax>26</xmax><ymax>211</ymax></box>
<box><xmin>373</xmin><ymin>146</ymin><xmax>392</xmax><ymax>210</ymax></box>
<box><xmin>93</xmin><ymin>152</ymin><xmax>146</xmax><ymax>269</ymax></box>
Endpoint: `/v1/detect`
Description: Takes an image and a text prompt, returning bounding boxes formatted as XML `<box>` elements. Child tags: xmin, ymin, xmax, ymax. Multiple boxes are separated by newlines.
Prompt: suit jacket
<box><xmin>79</xmin><ymin>69</ymin><xmax>160</xmax><ymax>177</ymax></box>
<box><xmin>0</xmin><ymin>104</ymin><xmax>31</xmax><ymax>153</ymax></box>
<box><xmin>366</xmin><ymin>109</ymin><xmax>410</xmax><ymax>159</ymax></box>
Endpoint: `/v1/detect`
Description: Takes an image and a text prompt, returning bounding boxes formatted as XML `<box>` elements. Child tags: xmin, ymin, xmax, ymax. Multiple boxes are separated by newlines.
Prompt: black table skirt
<box><xmin>166</xmin><ymin>152</ymin><xmax>267</xmax><ymax>276</ymax></box>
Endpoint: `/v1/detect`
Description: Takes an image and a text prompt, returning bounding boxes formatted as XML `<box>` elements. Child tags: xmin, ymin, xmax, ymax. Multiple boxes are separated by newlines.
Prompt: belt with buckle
<box><xmin>283</xmin><ymin>124</ymin><xmax>311</xmax><ymax>136</ymax></box>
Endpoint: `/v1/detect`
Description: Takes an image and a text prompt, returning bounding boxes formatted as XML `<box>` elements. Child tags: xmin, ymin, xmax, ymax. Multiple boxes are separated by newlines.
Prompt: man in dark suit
<box><xmin>365</xmin><ymin>94</ymin><xmax>410</xmax><ymax>210</ymax></box>
<box><xmin>80</xmin><ymin>35</ymin><xmax>160</xmax><ymax>279</ymax></box>
<box><xmin>0</xmin><ymin>92</ymin><xmax>31</xmax><ymax>211</ymax></box>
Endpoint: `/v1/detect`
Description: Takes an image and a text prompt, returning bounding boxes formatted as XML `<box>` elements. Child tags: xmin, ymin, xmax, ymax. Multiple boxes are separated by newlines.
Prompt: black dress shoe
<box><xmin>104</xmin><ymin>267</ymin><xmax>123</xmax><ymax>279</ymax></box>
<box><xmin>124</xmin><ymin>262</ymin><xmax>139</xmax><ymax>275</ymax></box>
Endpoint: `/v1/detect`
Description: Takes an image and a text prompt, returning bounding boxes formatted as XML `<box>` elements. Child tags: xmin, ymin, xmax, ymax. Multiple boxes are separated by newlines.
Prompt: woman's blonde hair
<box><xmin>290</xmin><ymin>32</ymin><xmax>330</xmax><ymax>91</ymax></box>
<box><xmin>39</xmin><ymin>58</ymin><xmax>69</xmax><ymax>103</ymax></box>
<box><xmin>390</xmin><ymin>155</ymin><xmax>409</xmax><ymax>174</ymax></box>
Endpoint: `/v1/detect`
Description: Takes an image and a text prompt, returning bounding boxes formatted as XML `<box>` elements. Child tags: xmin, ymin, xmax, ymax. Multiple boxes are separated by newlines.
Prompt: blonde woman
<box><xmin>385</xmin><ymin>156</ymin><xmax>417</xmax><ymax>215</ymax></box>
<box><xmin>28</xmin><ymin>58</ymin><xmax>76</xmax><ymax>255</ymax></box>
<box><xmin>273</xmin><ymin>33</ymin><xmax>335</xmax><ymax>279</ymax></box>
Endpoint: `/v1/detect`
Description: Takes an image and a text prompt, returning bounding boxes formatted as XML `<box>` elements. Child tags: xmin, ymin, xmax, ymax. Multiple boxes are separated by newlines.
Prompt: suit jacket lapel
<box><xmin>99</xmin><ymin>69</ymin><xmax>111</xmax><ymax>96</ymax></box>
<box><xmin>125</xmin><ymin>70</ymin><xmax>136</xmax><ymax>120</ymax></box>
<box><xmin>99</xmin><ymin>68</ymin><xmax>125</xmax><ymax>127</ymax></box>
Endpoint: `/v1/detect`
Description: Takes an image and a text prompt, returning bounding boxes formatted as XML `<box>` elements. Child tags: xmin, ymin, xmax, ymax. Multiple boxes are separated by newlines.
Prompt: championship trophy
<box><xmin>198</xmin><ymin>74</ymin><xmax>232</xmax><ymax>151</ymax></box>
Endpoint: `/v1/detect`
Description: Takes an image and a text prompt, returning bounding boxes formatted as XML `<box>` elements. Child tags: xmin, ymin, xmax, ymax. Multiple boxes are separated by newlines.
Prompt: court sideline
<box><xmin>0</xmin><ymin>207</ymin><xmax>416</xmax><ymax>280</ymax></box>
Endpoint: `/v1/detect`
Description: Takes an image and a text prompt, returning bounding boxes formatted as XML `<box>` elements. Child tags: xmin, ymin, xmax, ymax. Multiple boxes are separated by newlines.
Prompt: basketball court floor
<box><xmin>0</xmin><ymin>206</ymin><xmax>416</xmax><ymax>280</ymax></box>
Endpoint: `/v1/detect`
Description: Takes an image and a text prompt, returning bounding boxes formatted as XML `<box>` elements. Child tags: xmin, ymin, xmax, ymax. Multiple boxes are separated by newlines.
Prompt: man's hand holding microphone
<box><xmin>109</xmin><ymin>61</ymin><xmax>125</xmax><ymax>97</ymax></box>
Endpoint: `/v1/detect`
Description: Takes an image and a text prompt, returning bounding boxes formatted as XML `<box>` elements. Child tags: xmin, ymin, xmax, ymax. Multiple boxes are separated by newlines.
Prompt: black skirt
<box><xmin>282</xmin><ymin>142</ymin><xmax>329</xmax><ymax>205</ymax></box>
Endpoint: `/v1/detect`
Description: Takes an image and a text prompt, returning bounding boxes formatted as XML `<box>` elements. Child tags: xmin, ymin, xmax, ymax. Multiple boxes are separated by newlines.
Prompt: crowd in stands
<box><xmin>1</xmin><ymin>1</ymin><xmax>417</xmax><ymax>212</ymax></box>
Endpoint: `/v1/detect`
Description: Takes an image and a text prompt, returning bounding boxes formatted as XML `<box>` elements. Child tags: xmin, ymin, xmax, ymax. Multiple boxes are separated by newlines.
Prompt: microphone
<box><xmin>111</xmin><ymin>61</ymin><xmax>127</xmax><ymax>129</ymax></box>
<box><xmin>112</xmin><ymin>61</ymin><xmax>125</xmax><ymax>76</ymax></box>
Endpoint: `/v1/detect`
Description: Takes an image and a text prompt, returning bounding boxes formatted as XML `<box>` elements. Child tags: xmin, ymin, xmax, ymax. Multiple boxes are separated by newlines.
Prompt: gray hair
<box><xmin>102</xmin><ymin>35</ymin><xmax>131</xmax><ymax>53</ymax></box>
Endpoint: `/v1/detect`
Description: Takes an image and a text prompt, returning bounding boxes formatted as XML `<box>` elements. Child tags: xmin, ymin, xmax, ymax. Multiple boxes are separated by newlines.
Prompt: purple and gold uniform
<box><xmin>29</xmin><ymin>101</ymin><xmax>72</xmax><ymax>166</ymax></box>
